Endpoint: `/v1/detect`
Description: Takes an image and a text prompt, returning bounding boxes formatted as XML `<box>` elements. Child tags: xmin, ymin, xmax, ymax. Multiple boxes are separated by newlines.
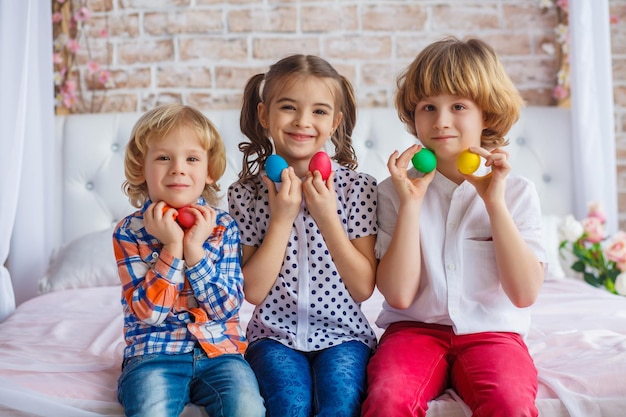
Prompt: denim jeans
<box><xmin>118</xmin><ymin>348</ymin><xmax>265</xmax><ymax>417</ymax></box>
<box><xmin>245</xmin><ymin>338</ymin><xmax>371</xmax><ymax>417</ymax></box>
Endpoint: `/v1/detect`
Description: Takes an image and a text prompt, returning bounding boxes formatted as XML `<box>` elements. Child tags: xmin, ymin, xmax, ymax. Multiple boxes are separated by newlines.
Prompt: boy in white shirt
<box><xmin>362</xmin><ymin>37</ymin><xmax>547</xmax><ymax>417</ymax></box>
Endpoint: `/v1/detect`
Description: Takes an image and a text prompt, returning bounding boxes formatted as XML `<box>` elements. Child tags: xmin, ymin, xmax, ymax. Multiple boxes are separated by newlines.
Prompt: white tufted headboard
<box><xmin>51</xmin><ymin>107</ymin><xmax>571</xmax><ymax>247</ymax></box>
<box><xmin>32</xmin><ymin>106</ymin><xmax>571</xmax><ymax>298</ymax></box>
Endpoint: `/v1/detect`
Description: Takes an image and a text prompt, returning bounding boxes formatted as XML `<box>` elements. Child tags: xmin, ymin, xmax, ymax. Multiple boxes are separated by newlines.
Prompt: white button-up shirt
<box><xmin>375</xmin><ymin>167</ymin><xmax>547</xmax><ymax>336</ymax></box>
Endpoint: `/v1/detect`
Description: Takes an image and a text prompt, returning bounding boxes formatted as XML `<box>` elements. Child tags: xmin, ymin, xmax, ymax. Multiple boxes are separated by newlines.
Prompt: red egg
<box><xmin>176</xmin><ymin>206</ymin><xmax>196</xmax><ymax>229</ymax></box>
<box><xmin>308</xmin><ymin>151</ymin><xmax>332</xmax><ymax>180</ymax></box>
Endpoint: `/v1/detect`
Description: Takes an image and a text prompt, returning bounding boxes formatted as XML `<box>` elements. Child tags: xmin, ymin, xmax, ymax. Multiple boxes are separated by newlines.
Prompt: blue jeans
<box><xmin>118</xmin><ymin>348</ymin><xmax>265</xmax><ymax>417</ymax></box>
<box><xmin>245</xmin><ymin>339</ymin><xmax>371</xmax><ymax>417</ymax></box>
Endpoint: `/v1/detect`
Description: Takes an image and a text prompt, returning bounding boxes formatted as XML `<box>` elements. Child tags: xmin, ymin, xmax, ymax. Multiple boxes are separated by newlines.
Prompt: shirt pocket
<box><xmin>462</xmin><ymin>239</ymin><xmax>500</xmax><ymax>300</ymax></box>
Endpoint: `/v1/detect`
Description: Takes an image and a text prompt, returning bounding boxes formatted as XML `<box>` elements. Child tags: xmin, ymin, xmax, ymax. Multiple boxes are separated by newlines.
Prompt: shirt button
<box><xmin>190</xmin><ymin>272</ymin><xmax>198</xmax><ymax>279</ymax></box>
<box><xmin>151</xmin><ymin>252</ymin><xmax>158</xmax><ymax>259</ymax></box>
<box><xmin>447</xmin><ymin>263</ymin><xmax>456</xmax><ymax>271</ymax></box>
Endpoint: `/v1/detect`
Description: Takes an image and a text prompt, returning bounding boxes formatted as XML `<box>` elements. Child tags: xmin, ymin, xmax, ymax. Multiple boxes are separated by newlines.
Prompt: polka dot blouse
<box><xmin>228</xmin><ymin>165</ymin><xmax>378</xmax><ymax>351</ymax></box>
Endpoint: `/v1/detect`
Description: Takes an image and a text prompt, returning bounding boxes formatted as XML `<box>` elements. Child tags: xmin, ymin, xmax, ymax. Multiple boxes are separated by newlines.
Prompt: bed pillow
<box><xmin>38</xmin><ymin>226</ymin><xmax>120</xmax><ymax>294</ymax></box>
<box><xmin>541</xmin><ymin>215</ymin><xmax>566</xmax><ymax>279</ymax></box>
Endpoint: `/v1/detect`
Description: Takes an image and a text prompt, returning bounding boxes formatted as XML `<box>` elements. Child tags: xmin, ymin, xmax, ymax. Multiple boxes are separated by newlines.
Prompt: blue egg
<box><xmin>265</xmin><ymin>154</ymin><xmax>288</xmax><ymax>182</ymax></box>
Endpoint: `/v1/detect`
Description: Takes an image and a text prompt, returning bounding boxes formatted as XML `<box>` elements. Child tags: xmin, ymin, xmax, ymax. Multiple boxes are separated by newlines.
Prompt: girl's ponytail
<box><xmin>330</xmin><ymin>75</ymin><xmax>357</xmax><ymax>170</ymax></box>
<box><xmin>238</xmin><ymin>73</ymin><xmax>273</xmax><ymax>184</ymax></box>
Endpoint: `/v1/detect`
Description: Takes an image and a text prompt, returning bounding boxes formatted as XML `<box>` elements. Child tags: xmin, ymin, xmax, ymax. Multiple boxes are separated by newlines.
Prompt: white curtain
<box><xmin>0</xmin><ymin>1</ymin><xmax>54</xmax><ymax>320</ymax></box>
<box><xmin>569</xmin><ymin>0</ymin><xmax>618</xmax><ymax>233</ymax></box>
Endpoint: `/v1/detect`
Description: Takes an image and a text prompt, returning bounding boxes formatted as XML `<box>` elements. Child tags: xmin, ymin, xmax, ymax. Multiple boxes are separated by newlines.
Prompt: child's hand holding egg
<box><xmin>457</xmin><ymin>149</ymin><xmax>481</xmax><ymax>175</ymax></box>
<box><xmin>411</xmin><ymin>147</ymin><xmax>437</xmax><ymax>173</ymax></box>
<box><xmin>308</xmin><ymin>151</ymin><xmax>332</xmax><ymax>180</ymax></box>
<box><xmin>161</xmin><ymin>205</ymin><xmax>195</xmax><ymax>229</ymax></box>
<box><xmin>265</xmin><ymin>154</ymin><xmax>289</xmax><ymax>182</ymax></box>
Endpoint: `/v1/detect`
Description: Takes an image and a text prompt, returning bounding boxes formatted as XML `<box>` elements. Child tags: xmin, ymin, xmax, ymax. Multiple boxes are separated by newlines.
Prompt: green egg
<box><xmin>411</xmin><ymin>148</ymin><xmax>437</xmax><ymax>173</ymax></box>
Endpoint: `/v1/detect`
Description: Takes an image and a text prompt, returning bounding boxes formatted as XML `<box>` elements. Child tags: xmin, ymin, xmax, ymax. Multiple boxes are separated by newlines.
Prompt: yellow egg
<box><xmin>457</xmin><ymin>150</ymin><xmax>481</xmax><ymax>175</ymax></box>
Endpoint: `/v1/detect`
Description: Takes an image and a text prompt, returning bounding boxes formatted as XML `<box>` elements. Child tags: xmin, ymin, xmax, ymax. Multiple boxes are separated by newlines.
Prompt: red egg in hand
<box><xmin>161</xmin><ymin>205</ymin><xmax>195</xmax><ymax>229</ymax></box>
<box><xmin>308</xmin><ymin>151</ymin><xmax>332</xmax><ymax>180</ymax></box>
<box><xmin>176</xmin><ymin>206</ymin><xmax>196</xmax><ymax>229</ymax></box>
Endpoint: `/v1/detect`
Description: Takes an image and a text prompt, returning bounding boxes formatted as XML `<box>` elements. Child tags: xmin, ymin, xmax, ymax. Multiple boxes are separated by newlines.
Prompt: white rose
<box><xmin>558</xmin><ymin>215</ymin><xmax>584</xmax><ymax>242</ymax></box>
<box><xmin>615</xmin><ymin>273</ymin><xmax>626</xmax><ymax>296</ymax></box>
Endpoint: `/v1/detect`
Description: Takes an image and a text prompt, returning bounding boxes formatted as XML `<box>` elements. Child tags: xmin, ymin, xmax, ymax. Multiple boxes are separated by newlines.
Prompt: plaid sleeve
<box><xmin>185</xmin><ymin>210</ymin><xmax>244</xmax><ymax>322</ymax></box>
<box><xmin>113</xmin><ymin>216</ymin><xmax>185</xmax><ymax>325</ymax></box>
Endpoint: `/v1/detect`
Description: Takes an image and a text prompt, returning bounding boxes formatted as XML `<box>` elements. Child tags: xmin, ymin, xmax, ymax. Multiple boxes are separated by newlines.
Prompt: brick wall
<box><xmin>612</xmin><ymin>0</ymin><xmax>626</xmax><ymax>229</ymax></box>
<box><xmin>71</xmin><ymin>0</ymin><xmax>561</xmax><ymax>112</ymax></box>
<box><xmin>64</xmin><ymin>0</ymin><xmax>626</xmax><ymax>227</ymax></box>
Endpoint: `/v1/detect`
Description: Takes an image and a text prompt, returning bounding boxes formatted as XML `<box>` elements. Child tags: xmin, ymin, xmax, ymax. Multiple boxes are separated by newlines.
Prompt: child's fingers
<box><xmin>388</xmin><ymin>144</ymin><xmax>420</xmax><ymax>174</ymax></box>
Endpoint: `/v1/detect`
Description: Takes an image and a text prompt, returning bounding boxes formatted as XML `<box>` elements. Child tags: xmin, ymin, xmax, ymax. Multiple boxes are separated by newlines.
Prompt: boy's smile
<box><xmin>143</xmin><ymin>123</ymin><xmax>213</xmax><ymax>208</ymax></box>
<box><xmin>414</xmin><ymin>94</ymin><xmax>485</xmax><ymax>181</ymax></box>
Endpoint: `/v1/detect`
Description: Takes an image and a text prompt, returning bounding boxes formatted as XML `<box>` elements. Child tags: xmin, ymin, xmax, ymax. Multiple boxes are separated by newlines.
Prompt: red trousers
<box><xmin>362</xmin><ymin>321</ymin><xmax>538</xmax><ymax>417</ymax></box>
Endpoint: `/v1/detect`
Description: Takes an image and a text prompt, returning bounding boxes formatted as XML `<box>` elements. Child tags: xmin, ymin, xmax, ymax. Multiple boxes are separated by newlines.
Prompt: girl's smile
<box><xmin>258</xmin><ymin>76</ymin><xmax>342</xmax><ymax>177</ymax></box>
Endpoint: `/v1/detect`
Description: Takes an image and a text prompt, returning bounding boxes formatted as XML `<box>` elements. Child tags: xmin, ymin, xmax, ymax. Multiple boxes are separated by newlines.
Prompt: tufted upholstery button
<box><xmin>516</xmin><ymin>136</ymin><xmax>526</xmax><ymax>145</ymax></box>
<box><xmin>111</xmin><ymin>143</ymin><xmax>120</xmax><ymax>152</ymax></box>
<box><xmin>365</xmin><ymin>139</ymin><xmax>374</xmax><ymax>149</ymax></box>
<box><xmin>542</xmin><ymin>173</ymin><xmax>552</xmax><ymax>183</ymax></box>
<box><xmin>85</xmin><ymin>182</ymin><xmax>94</xmax><ymax>190</ymax></box>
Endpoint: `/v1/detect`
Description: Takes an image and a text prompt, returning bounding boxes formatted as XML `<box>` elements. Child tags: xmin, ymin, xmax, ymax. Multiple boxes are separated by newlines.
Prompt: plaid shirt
<box><xmin>113</xmin><ymin>199</ymin><xmax>247</xmax><ymax>359</ymax></box>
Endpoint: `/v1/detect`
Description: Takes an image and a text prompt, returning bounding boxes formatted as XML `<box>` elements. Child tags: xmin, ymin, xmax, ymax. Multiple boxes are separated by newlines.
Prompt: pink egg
<box><xmin>176</xmin><ymin>206</ymin><xmax>195</xmax><ymax>229</ymax></box>
<box><xmin>308</xmin><ymin>151</ymin><xmax>332</xmax><ymax>180</ymax></box>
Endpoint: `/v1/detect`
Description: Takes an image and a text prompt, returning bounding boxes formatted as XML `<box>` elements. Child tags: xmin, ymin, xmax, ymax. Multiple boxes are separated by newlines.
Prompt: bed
<box><xmin>1</xmin><ymin>107</ymin><xmax>625</xmax><ymax>417</ymax></box>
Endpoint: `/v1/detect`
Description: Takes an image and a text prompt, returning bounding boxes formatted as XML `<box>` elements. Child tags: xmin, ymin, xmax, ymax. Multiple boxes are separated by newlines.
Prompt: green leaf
<box><xmin>584</xmin><ymin>273</ymin><xmax>602</xmax><ymax>287</ymax></box>
<box><xmin>571</xmin><ymin>260</ymin><xmax>585</xmax><ymax>272</ymax></box>
<box><xmin>605</xmin><ymin>279</ymin><xmax>618</xmax><ymax>294</ymax></box>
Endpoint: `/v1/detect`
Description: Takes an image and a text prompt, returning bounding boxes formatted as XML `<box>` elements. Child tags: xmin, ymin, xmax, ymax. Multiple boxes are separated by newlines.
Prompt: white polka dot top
<box><xmin>228</xmin><ymin>165</ymin><xmax>378</xmax><ymax>351</ymax></box>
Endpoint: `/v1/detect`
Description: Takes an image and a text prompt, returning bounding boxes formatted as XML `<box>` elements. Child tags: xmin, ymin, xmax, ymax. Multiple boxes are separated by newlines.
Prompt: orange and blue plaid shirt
<box><xmin>112</xmin><ymin>199</ymin><xmax>247</xmax><ymax>359</ymax></box>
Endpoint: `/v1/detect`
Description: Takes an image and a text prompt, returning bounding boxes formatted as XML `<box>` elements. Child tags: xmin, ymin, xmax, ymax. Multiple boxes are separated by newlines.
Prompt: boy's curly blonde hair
<box><xmin>122</xmin><ymin>104</ymin><xmax>226</xmax><ymax>208</ymax></box>
<box><xmin>396</xmin><ymin>37</ymin><xmax>525</xmax><ymax>148</ymax></box>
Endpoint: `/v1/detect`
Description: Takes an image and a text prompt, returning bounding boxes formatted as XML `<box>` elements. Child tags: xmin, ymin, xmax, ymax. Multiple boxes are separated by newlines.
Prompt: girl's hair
<box><xmin>238</xmin><ymin>54</ymin><xmax>358</xmax><ymax>184</ymax></box>
<box><xmin>395</xmin><ymin>37</ymin><xmax>525</xmax><ymax>148</ymax></box>
<box><xmin>122</xmin><ymin>103</ymin><xmax>226</xmax><ymax>208</ymax></box>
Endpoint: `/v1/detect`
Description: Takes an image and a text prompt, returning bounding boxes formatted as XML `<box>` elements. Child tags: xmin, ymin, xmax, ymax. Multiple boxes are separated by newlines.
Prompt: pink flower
<box><xmin>60</xmin><ymin>80</ymin><xmax>77</xmax><ymax>108</ymax></box>
<box><xmin>57</xmin><ymin>0</ymin><xmax>66</xmax><ymax>3</ymax></box>
<box><xmin>63</xmin><ymin>79</ymin><xmax>77</xmax><ymax>93</ymax></box>
<box><xmin>556</xmin><ymin>0</ymin><xmax>568</xmax><ymax>11</ymax></box>
<box><xmin>87</xmin><ymin>61</ymin><xmax>101</xmax><ymax>74</ymax></box>
<box><xmin>552</xmin><ymin>85</ymin><xmax>569</xmax><ymax>100</ymax></box>
<box><xmin>610</xmin><ymin>15</ymin><xmax>619</xmax><ymax>25</ymax></box>
<box><xmin>605</xmin><ymin>232</ymin><xmax>626</xmax><ymax>265</ymax></box>
<box><xmin>74</xmin><ymin>7</ymin><xmax>90</xmax><ymax>22</ymax></box>
<box><xmin>66</xmin><ymin>39</ymin><xmax>80</xmax><ymax>53</ymax></box>
<box><xmin>99</xmin><ymin>28</ymin><xmax>109</xmax><ymax>38</ymax></box>
<box><xmin>98</xmin><ymin>70</ymin><xmax>114</xmax><ymax>88</ymax></box>
<box><xmin>53</xmin><ymin>53</ymin><xmax>63</xmax><ymax>64</ymax></box>
<box><xmin>582</xmin><ymin>217</ymin><xmax>605</xmax><ymax>243</ymax></box>
<box><xmin>52</xmin><ymin>12</ymin><xmax>63</xmax><ymax>23</ymax></box>
<box><xmin>587</xmin><ymin>201</ymin><xmax>607</xmax><ymax>224</ymax></box>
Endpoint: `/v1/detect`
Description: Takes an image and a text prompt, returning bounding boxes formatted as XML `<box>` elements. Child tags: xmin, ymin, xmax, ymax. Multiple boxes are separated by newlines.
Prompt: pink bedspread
<box><xmin>0</xmin><ymin>279</ymin><xmax>625</xmax><ymax>417</ymax></box>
